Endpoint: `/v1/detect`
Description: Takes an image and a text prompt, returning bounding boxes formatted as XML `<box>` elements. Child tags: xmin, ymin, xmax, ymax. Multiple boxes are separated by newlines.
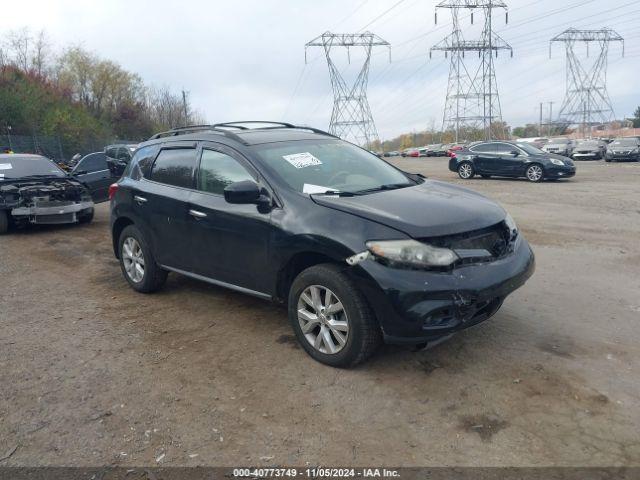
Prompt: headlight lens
<box><xmin>504</xmin><ymin>213</ymin><xmax>518</xmax><ymax>240</ymax></box>
<box><xmin>550</xmin><ymin>158</ymin><xmax>565</xmax><ymax>166</ymax></box>
<box><xmin>366</xmin><ymin>240</ymin><xmax>458</xmax><ymax>268</ymax></box>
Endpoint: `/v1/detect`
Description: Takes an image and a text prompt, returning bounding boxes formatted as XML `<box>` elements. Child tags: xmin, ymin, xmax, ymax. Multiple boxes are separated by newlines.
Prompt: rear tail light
<box><xmin>108</xmin><ymin>183</ymin><xmax>119</xmax><ymax>201</ymax></box>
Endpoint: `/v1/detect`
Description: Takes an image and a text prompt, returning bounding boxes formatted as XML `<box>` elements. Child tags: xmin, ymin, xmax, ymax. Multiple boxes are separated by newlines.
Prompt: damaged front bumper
<box><xmin>346</xmin><ymin>235</ymin><xmax>535</xmax><ymax>345</ymax></box>
<box><xmin>11</xmin><ymin>201</ymin><xmax>94</xmax><ymax>224</ymax></box>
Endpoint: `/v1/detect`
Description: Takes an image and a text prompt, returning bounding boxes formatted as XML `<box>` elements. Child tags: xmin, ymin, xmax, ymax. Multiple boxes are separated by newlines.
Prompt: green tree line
<box><xmin>0</xmin><ymin>28</ymin><xmax>204</xmax><ymax>157</ymax></box>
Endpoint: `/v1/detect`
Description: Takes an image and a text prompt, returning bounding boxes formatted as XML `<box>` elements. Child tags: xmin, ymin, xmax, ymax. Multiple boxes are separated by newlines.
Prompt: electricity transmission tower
<box><xmin>305</xmin><ymin>32</ymin><xmax>390</xmax><ymax>148</ymax></box>
<box><xmin>430</xmin><ymin>1</ymin><xmax>512</xmax><ymax>142</ymax></box>
<box><xmin>550</xmin><ymin>28</ymin><xmax>624</xmax><ymax>134</ymax></box>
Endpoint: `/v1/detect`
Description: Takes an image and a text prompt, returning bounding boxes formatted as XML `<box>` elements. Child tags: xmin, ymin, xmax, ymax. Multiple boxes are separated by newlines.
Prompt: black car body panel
<box><xmin>311</xmin><ymin>181</ymin><xmax>506</xmax><ymax>238</ymax></box>
<box><xmin>71</xmin><ymin>152</ymin><xmax>114</xmax><ymax>202</ymax></box>
<box><xmin>111</xmin><ymin>126</ymin><xmax>535</xmax><ymax>345</ymax></box>
<box><xmin>449</xmin><ymin>141</ymin><xmax>576</xmax><ymax>180</ymax></box>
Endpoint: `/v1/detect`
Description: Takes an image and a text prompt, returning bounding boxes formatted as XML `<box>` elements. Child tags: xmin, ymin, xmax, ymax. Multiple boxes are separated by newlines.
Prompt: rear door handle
<box><xmin>189</xmin><ymin>209</ymin><xmax>207</xmax><ymax>219</ymax></box>
<box><xmin>134</xmin><ymin>195</ymin><xmax>147</xmax><ymax>204</ymax></box>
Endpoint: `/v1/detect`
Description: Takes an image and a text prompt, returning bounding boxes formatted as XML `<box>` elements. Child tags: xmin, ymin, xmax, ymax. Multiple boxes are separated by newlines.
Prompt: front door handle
<box><xmin>134</xmin><ymin>195</ymin><xmax>147</xmax><ymax>204</ymax></box>
<box><xmin>189</xmin><ymin>209</ymin><xmax>207</xmax><ymax>219</ymax></box>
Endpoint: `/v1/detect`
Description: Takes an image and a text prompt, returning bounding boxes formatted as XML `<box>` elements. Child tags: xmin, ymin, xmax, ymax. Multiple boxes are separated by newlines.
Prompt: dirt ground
<box><xmin>1</xmin><ymin>158</ymin><xmax>639</xmax><ymax>467</ymax></box>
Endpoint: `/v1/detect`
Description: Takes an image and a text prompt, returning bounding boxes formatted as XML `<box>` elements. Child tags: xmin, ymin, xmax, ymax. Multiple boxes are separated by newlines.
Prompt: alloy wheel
<box><xmin>526</xmin><ymin>165</ymin><xmax>543</xmax><ymax>182</ymax></box>
<box><xmin>459</xmin><ymin>163</ymin><xmax>473</xmax><ymax>179</ymax></box>
<box><xmin>122</xmin><ymin>237</ymin><xmax>145</xmax><ymax>283</ymax></box>
<box><xmin>297</xmin><ymin>285</ymin><xmax>349</xmax><ymax>355</ymax></box>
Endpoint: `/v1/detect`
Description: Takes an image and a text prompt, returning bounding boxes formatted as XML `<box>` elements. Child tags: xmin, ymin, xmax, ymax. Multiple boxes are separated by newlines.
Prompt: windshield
<box><xmin>252</xmin><ymin>140</ymin><xmax>414</xmax><ymax>195</ymax></box>
<box><xmin>576</xmin><ymin>141</ymin><xmax>599</xmax><ymax>147</ymax></box>
<box><xmin>611</xmin><ymin>139</ymin><xmax>638</xmax><ymax>147</ymax></box>
<box><xmin>516</xmin><ymin>143</ymin><xmax>544</xmax><ymax>155</ymax></box>
<box><xmin>0</xmin><ymin>155</ymin><xmax>66</xmax><ymax>180</ymax></box>
<box><xmin>549</xmin><ymin>138</ymin><xmax>570</xmax><ymax>144</ymax></box>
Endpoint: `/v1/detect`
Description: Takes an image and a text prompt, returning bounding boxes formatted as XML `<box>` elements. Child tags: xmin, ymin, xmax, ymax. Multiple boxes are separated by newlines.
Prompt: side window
<box><xmin>105</xmin><ymin>147</ymin><xmax>118</xmax><ymax>159</ymax></box>
<box><xmin>79</xmin><ymin>153</ymin><xmax>107</xmax><ymax>172</ymax></box>
<box><xmin>197</xmin><ymin>149</ymin><xmax>254</xmax><ymax>195</ymax></box>
<box><xmin>150</xmin><ymin>148</ymin><xmax>197</xmax><ymax>188</ymax></box>
<box><xmin>116</xmin><ymin>147</ymin><xmax>132</xmax><ymax>161</ymax></box>
<box><xmin>129</xmin><ymin>145</ymin><xmax>158</xmax><ymax>179</ymax></box>
<box><xmin>494</xmin><ymin>143</ymin><xmax>514</xmax><ymax>154</ymax></box>
<box><xmin>470</xmin><ymin>143</ymin><xmax>494</xmax><ymax>153</ymax></box>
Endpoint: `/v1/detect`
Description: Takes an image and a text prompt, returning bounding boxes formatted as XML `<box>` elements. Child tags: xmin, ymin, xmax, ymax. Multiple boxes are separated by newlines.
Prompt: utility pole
<box><xmin>548</xmin><ymin>101</ymin><xmax>554</xmax><ymax>136</ymax></box>
<box><xmin>181</xmin><ymin>90</ymin><xmax>189</xmax><ymax>127</ymax></box>
<box><xmin>539</xmin><ymin>103</ymin><xmax>543</xmax><ymax>137</ymax></box>
<box><xmin>550</xmin><ymin>28</ymin><xmax>624</xmax><ymax>131</ymax></box>
<box><xmin>431</xmin><ymin>0</ymin><xmax>512</xmax><ymax>142</ymax></box>
<box><xmin>306</xmin><ymin>32</ymin><xmax>390</xmax><ymax>149</ymax></box>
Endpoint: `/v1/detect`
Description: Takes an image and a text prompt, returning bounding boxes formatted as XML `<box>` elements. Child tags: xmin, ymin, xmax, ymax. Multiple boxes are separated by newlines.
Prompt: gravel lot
<box><xmin>1</xmin><ymin>158</ymin><xmax>639</xmax><ymax>467</ymax></box>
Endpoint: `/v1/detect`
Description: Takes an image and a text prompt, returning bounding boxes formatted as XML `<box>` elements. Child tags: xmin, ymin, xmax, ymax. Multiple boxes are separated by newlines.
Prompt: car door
<box><xmin>469</xmin><ymin>143</ymin><xmax>500</xmax><ymax>173</ymax></box>
<box><xmin>186</xmin><ymin>143</ymin><xmax>273</xmax><ymax>294</ymax></box>
<box><xmin>72</xmin><ymin>153</ymin><xmax>113</xmax><ymax>202</ymax></box>
<box><xmin>492</xmin><ymin>143</ymin><xmax>524</xmax><ymax>176</ymax></box>
<box><xmin>138</xmin><ymin>143</ymin><xmax>198</xmax><ymax>270</ymax></box>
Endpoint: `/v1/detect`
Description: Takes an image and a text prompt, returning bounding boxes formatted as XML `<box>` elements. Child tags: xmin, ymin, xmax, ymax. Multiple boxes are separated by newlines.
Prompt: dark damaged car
<box><xmin>110</xmin><ymin>122</ymin><xmax>535</xmax><ymax>368</ymax></box>
<box><xmin>0</xmin><ymin>154</ymin><xmax>94</xmax><ymax>234</ymax></box>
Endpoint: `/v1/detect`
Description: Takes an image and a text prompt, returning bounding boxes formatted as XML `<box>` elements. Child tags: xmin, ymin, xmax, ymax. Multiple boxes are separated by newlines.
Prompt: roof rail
<box><xmin>214</xmin><ymin>121</ymin><xmax>338</xmax><ymax>138</ymax></box>
<box><xmin>213</xmin><ymin>121</ymin><xmax>297</xmax><ymax>130</ymax></box>
<box><xmin>148</xmin><ymin>122</ymin><xmax>338</xmax><ymax>142</ymax></box>
<box><xmin>148</xmin><ymin>125</ymin><xmax>247</xmax><ymax>144</ymax></box>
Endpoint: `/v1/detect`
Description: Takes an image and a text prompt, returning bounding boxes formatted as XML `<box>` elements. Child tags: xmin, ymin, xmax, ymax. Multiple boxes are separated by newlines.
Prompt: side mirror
<box><xmin>510</xmin><ymin>150</ymin><xmax>520</xmax><ymax>156</ymax></box>
<box><xmin>224</xmin><ymin>180</ymin><xmax>268</xmax><ymax>205</ymax></box>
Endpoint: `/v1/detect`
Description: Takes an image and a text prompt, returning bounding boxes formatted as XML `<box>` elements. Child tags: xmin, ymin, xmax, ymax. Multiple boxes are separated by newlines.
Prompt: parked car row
<box><xmin>519</xmin><ymin>136</ymin><xmax>639</xmax><ymax>162</ymax></box>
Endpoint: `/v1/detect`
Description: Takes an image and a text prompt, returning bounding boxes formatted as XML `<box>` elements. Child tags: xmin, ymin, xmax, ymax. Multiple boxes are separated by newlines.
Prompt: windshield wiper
<box><xmin>312</xmin><ymin>190</ymin><xmax>355</xmax><ymax>197</ymax></box>
<box><xmin>351</xmin><ymin>182</ymin><xmax>412</xmax><ymax>195</ymax></box>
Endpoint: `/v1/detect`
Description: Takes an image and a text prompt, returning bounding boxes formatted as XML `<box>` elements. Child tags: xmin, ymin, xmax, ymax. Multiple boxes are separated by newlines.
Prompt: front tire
<box><xmin>118</xmin><ymin>225</ymin><xmax>168</xmax><ymax>293</ymax></box>
<box><xmin>525</xmin><ymin>164</ymin><xmax>544</xmax><ymax>183</ymax></box>
<box><xmin>457</xmin><ymin>162</ymin><xmax>475</xmax><ymax>179</ymax></box>
<box><xmin>288</xmin><ymin>264</ymin><xmax>381</xmax><ymax>368</ymax></box>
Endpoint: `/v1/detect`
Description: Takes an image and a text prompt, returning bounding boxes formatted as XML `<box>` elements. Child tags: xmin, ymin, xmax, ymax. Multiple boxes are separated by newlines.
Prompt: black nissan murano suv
<box><xmin>110</xmin><ymin>122</ymin><xmax>535</xmax><ymax>367</ymax></box>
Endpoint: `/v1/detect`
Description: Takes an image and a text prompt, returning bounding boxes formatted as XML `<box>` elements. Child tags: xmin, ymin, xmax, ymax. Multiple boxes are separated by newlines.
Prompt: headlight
<box><xmin>457</xmin><ymin>155</ymin><xmax>473</xmax><ymax>161</ymax></box>
<box><xmin>550</xmin><ymin>158</ymin><xmax>565</xmax><ymax>166</ymax></box>
<box><xmin>504</xmin><ymin>213</ymin><xmax>518</xmax><ymax>240</ymax></box>
<box><xmin>366</xmin><ymin>240</ymin><xmax>458</xmax><ymax>268</ymax></box>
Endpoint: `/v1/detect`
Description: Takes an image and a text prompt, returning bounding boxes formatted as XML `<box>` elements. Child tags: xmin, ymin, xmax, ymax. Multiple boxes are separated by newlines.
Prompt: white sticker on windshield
<box><xmin>0</xmin><ymin>163</ymin><xmax>12</xmax><ymax>170</ymax></box>
<box><xmin>283</xmin><ymin>152</ymin><xmax>322</xmax><ymax>169</ymax></box>
<box><xmin>303</xmin><ymin>184</ymin><xmax>332</xmax><ymax>194</ymax></box>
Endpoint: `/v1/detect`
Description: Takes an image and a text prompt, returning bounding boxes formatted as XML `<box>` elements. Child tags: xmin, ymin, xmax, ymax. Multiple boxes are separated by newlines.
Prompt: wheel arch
<box><xmin>111</xmin><ymin>216</ymin><xmax>134</xmax><ymax>258</ymax></box>
<box><xmin>275</xmin><ymin>251</ymin><xmax>343</xmax><ymax>302</ymax></box>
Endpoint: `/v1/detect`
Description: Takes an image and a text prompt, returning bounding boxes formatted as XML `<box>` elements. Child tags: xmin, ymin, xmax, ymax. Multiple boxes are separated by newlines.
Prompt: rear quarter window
<box><xmin>149</xmin><ymin>148</ymin><xmax>197</xmax><ymax>188</ymax></box>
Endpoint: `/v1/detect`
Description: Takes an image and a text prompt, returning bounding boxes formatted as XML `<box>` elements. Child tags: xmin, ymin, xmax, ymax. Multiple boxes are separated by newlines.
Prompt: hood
<box><xmin>311</xmin><ymin>180</ymin><xmax>506</xmax><ymax>238</ymax></box>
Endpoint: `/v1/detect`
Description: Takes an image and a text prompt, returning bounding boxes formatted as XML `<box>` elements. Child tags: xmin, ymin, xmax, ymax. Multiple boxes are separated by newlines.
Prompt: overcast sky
<box><xmin>6</xmin><ymin>0</ymin><xmax>640</xmax><ymax>140</ymax></box>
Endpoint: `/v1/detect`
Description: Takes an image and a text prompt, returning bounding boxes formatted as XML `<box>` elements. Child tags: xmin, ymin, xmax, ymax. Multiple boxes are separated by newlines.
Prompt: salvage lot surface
<box><xmin>1</xmin><ymin>158</ymin><xmax>640</xmax><ymax>466</ymax></box>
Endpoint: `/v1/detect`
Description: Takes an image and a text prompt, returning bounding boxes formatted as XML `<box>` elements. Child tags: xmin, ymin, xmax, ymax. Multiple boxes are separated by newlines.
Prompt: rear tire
<box><xmin>0</xmin><ymin>210</ymin><xmax>8</xmax><ymax>234</ymax></box>
<box><xmin>118</xmin><ymin>225</ymin><xmax>168</xmax><ymax>293</ymax></box>
<box><xmin>457</xmin><ymin>162</ymin><xmax>475</xmax><ymax>179</ymax></box>
<box><xmin>288</xmin><ymin>264</ymin><xmax>381</xmax><ymax>368</ymax></box>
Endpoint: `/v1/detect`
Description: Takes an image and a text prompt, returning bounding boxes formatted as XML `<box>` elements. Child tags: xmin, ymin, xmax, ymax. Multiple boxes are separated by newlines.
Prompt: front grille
<box><xmin>34</xmin><ymin>200</ymin><xmax>75</xmax><ymax>208</ymax></box>
<box><xmin>422</xmin><ymin>222</ymin><xmax>512</xmax><ymax>265</ymax></box>
<box><xmin>33</xmin><ymin>213</ymin><xmax>76</xmax><ymax>224</ymax></box>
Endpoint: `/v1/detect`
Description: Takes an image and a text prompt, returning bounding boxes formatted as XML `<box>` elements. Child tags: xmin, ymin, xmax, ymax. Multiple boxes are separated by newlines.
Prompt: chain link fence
<box><xmin>0</xmin><ymin>134</ymin><xmax>138</xmax><ymax>162</ymax></box>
